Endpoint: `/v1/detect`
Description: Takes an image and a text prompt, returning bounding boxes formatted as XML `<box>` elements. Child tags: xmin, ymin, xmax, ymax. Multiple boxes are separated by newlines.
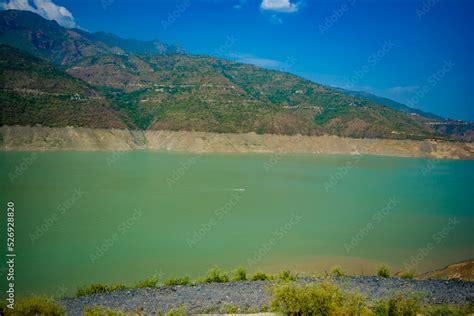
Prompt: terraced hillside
<box><xmin>1</xmin><ymin>9</ymin><xmax>472</xmax><ymax>141</ymax></box>
<box><xmin>0</xmin><ymin>45</ymin><xmax>133</xmax><ymax>128</ymax></box>
<box><xmin>67</xmin><ymin>53</ymin><xmax>435</xmax><ymax>138</ymax></box>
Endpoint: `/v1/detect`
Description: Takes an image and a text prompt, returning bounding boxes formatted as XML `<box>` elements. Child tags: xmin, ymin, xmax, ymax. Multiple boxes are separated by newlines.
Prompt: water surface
<box><xmin>0</xmin><ymin>151</ymin><xmax>472</xmax><ymax>296</ymax></box>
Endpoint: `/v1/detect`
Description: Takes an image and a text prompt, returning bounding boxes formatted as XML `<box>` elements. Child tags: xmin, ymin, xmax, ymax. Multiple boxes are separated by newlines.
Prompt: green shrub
<box><xmin>251</xmin><ymin>271</ymin><xmax>269</xmax><ymax>281</ymax></box>
<box><xmin>76</xmin><ymin>284</ymin><xmax>126</xmax><ymax>297</ymax></box>
<box><xmin>331</xmin><ymin>266</ymin><xmax>345</xmax><ymax>277</ymax></box>
<box><xmin>377</xmin><ymin>266</ymin><xmax>391</xmax><ymax>278</ymax></box>
<box><xmin>205</xmin><ymin>267</ymin><xmax>229</xmax><ymax>283</ymax></box>
<box><xmin>2</xmin><ymin>296</ymin><xmax>64</xmax><ymax>316</ymax></box>
<box><xmin>163</xmin><ymin>276</ymin><xmax>190</xmax><ymax>286</ymax></box>
<box><xmin>163</xmin><ymin>305</ymin><xmax>187</xmax><ymax>316</ymax></box>
<box><xmin>231</xmin><ymin>267</ymin><xmax>247</xmax><ymax>281</ymax></box>
<box><xmin>424</xmin><ymin>303</ymin><xmax>474</xmax><ymax>315</ymax></box>
<box><xmin>270</xmin><ymin>281</ymin><xmax>368</xmax><ymax>315</ymax></box>
<box><xmin>398</xmin><ymin>271</ymin><xmax>415</xmax><ymax>279</ymax></box>
<box><xmin>373</xmin><ymin>293</ymin><xmax>421</xmax><ymax>316</ymax></box>
<box><xmin>278</xmin><ymin>270</ymin><xmax>297</xmax><ymax>281</ymax></box>
<box><xmin>133</xmin><ymin>276</ymin><xmax>158</xmax><ymax>288</ymax></box>
<box><xmin>84</xmin><ymin>306</ymin><xmax>138</xmax><ymax>316</ymax></box>
<box><xmin>219</xmin><ymin>303</ymin><xmax>240</xmax><ymax>313</ymax></box>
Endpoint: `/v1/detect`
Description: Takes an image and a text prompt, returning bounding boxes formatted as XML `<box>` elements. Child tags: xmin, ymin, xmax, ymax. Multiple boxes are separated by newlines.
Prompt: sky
<box><xmin>1</xmin><ymin>0</ymin><xmax>473</xmax><ymax>121</ymax></box>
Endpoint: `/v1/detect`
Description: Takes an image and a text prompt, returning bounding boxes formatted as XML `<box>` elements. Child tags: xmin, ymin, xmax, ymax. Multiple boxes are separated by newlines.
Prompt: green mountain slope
<box><xmin>0</xmin><ymin>45</ymin><xmax>133</xmax><ymax>128</ymax></box>
<box><xmin>0</xmin><ymin>10</ymin><xmax>182</xmax><ymax>66</ymax></box>
<box><xmin>75</xmin><ymin>30</ymin><xmax>184</xmax><ymax>55</ymax></box>
<box><xmin>332</xmin><ymin>87</ymin><xmax>474</xmax><ymax>142</ymax></box>
<box><xmin>67</xmin><ymin>53</ymin><xmax>434</xmax><ymax>138</ymax></box>
<box><xmin>332</xmin><ymin>87</ymin><xmax>443</xmax><ymax>120</ymax></box>
<box><xmin>1</xmin><ymin>9</ymin><xmax>472</xmax><ymax>141</ymax></box>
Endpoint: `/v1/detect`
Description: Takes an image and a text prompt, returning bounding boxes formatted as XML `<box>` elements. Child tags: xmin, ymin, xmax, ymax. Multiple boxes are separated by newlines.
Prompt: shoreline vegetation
<box><xmin>1</xmin><ymin>126</ymin><xmax>474</xmax><ymax>159</ymax></box>
<box><xmin>2</xmin><ymin>265</ymin><xmax>473</xmax><ymax>315</ymax></box>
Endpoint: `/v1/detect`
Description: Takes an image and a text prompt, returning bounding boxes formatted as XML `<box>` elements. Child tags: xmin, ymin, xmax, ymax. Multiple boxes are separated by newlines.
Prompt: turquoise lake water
<box><xmin>0</xmin><ymin>151</ymin><xmax>473</xmax><ymax>296</ymax></box>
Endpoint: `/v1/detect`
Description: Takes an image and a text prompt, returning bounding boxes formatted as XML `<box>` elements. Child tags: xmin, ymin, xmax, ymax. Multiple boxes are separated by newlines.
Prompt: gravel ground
<box><xmin>60</xmin><ymin>277</ymin><xmax>474</xmax><ymax>315</ymax></box>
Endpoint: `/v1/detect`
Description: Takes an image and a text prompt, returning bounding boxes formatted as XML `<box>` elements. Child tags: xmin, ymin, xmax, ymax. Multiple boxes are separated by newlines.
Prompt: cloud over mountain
<box><xmin>0</xmin><ymin>0</ymin><xmax>76</xmax><ymax>28</ymax></box>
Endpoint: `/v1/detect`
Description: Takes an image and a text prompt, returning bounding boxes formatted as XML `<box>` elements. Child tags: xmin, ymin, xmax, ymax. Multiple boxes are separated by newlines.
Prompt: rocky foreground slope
<box><xmin>60</xmin><ymin>277</ymin><xmax>474</xmax><ymax>315</ymax></box>
<box><xmin>2</xmin><ymin>126</ymin><xmax>474</xmax><ymax>159</ymax></box>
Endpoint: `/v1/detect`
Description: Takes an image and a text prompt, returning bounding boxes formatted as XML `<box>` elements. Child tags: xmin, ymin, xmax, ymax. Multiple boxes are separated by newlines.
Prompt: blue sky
<box><xmin>2</xmin><ymin>0</ymin><xmax>473</xmax><ymax>121</ymax></box>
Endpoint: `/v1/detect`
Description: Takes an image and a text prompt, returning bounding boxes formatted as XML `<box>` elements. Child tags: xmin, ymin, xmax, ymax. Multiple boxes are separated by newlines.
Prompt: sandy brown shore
<box><xmin>1</xmin><ymin>125</ymin><xmax>473</xmax><ymax>159</ymax></box>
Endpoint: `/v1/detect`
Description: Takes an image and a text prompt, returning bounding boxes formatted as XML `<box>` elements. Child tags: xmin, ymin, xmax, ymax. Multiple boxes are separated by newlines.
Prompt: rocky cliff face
<box><xmin>2</xmin><ymin>126</ymin><xmax>473</xmax><ymax>159</ymax></box>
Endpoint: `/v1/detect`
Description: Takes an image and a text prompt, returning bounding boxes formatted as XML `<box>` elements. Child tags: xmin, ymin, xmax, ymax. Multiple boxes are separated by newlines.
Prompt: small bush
<box><xmin>163</xmin><ymin>305</ymin><xmax>187</xmax><ymax>316</ymax></box>
<box><xmin>425</xmin><ymin>303</ymin><xmax>474</xmax><ymax>315</ymax></box>
<box><xmin>219</xmin><ymin>303</ymin><xmax>240</xmax><ymax>313</ymax></box>
<box><xmin>205</xmin><ymin>267</ymin><xmax>229</xmax><ymax>283</ymax></box>
<box><xmin>2</xmin><ymin>296</ymin><xmax>64</xmax><ymax>316</ymax></box>
<box><xmin>373</xmin><ymin>293</ymin><xmax>421</xmax><ymax>316</ymax></box>
<box><xmin>231</xmin><ymin>267</ymin><xmax>247</xmax><ymax>281</ymax></box>
<box><xmin>251</xmin><ymin>271</ymin><xmax>269</xmax><ymax>281</ymax></box>
<box><xmin>377</xmin><ymin>266</ymin><xmax>391</xmax><ymax>278</ymax></box>
<box><xmin>278</xmin><ymin>270</ymin><xmax>297</xmax><ymax>281</ymax></box>
<box><xmin>270</xmin><ymin>281</ymin><xmax>368</xmax><ymax>315</ymax></box>
<box><xmin>163</xmin><ymin>276</ymin><xmax>190</xmax><ymax>286</ymax></box>
<box><xmin>133</xmin><ymin>276</ymin><xmax>158</xmax><ymax>288</ymax></box>
<box><xmin>398</xmin><ymin>270</ymin><xmax>415</xmax><ymax>279</ymax></box>
<box><xmin>76</xmin><ymin>284</ymin><xmax>126</xmax><ymax>297</ymax></box>
<box><xmin>331</xmin><ymin>266</ymin><xmax>345</xmax><ymax>277</ymax></box>
<box><xmin>84</xmin><ymin>306</ymin><xmax>138</xmax><ymax>316</ymax></box>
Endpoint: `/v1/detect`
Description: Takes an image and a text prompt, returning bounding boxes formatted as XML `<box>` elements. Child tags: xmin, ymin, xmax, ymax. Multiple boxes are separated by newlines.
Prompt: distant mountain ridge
<box><xmin>332</xmin><ymin>87</ymin><xmax>443</xmax><ymax>120</ymax></box>
<box><xmin>74</xmin><ymin>30</ymin><xmax>185</xmax><ymax>56</ymax></box>
<box><xmin>0</xmin><ymin>10</ymin><xmax>183</xmax><ymax>65</ymax></box>
<box><xmin>1</xmin><ymin>9</ymin><xmax>473</xmax><ymax>142</ymax></box>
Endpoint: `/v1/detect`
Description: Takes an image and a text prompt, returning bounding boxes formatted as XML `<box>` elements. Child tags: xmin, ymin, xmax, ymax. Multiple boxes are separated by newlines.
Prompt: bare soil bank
<box><xmin>2</xmin><ymin>126</ymin><xmax>474</xmax><ymax>159</ymax></box>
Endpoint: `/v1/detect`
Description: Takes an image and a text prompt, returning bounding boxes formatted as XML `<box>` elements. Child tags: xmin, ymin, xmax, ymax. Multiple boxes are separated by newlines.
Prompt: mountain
<box><xmin>0</xmin><ymin>10</ymin><xmax>182</xmax><ymax>66</ymax></box>
<box><xmin>0</xmin><ymin>9</ymin><xmax>472</xmax><ymax>141</ymax></box>
<box><xmin>332</xmin><ymin>87</ymin><xmax>443</xmax><ymax>120</ymax></box>
<box><xmin>333</xmin><ymin>87</ymin><xmax>474</xmax><ymax>142</ymax></box>
<box><xmin>75</xmin><ymin>30</ymin><xmax>184</xmax><ymax>55</ymax></box>
<box><xmin>67</xmin><ymin>53</ymin><xmax>438</xmax><ymax>138</ymax></box>
<box><xmin>0</xmin><ymin>45</ymin><xmax>133</xmax><ymax>128</ymax></box>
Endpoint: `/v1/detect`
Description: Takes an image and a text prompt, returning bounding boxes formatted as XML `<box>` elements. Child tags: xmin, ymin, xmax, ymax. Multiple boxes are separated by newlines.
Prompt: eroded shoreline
<box><xmin>1</xmin><ymin>126</ymin><xmax>473</xmax><ymax>159</ymax></box>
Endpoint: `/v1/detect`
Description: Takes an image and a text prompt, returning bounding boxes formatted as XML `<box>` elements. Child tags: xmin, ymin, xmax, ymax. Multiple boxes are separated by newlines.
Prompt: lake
<box><xmin>0</xmin><ymin>151</ymin><xmax>472</xmax><ymax>297</ymax></box>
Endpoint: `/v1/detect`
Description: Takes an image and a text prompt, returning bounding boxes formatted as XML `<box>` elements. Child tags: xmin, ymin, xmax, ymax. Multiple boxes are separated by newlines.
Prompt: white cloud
<box><xmin>260</xmin><ymin>0</ymin><xmax>299</xmax><ymax>13</ymax></box>
<box><xmin>228</xmin><ymin>53</ymin><xmax>285</xmax><ymax>69</ymax></box>
<box><xmin>0</xmin><ymin>0</ymin><xmax>77</xmax><ymax>28</ymax></box>
<box><xmin>387</xmin><ymin>86</ymin><xmax>420</xmax><ymax>94</ymax></box>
